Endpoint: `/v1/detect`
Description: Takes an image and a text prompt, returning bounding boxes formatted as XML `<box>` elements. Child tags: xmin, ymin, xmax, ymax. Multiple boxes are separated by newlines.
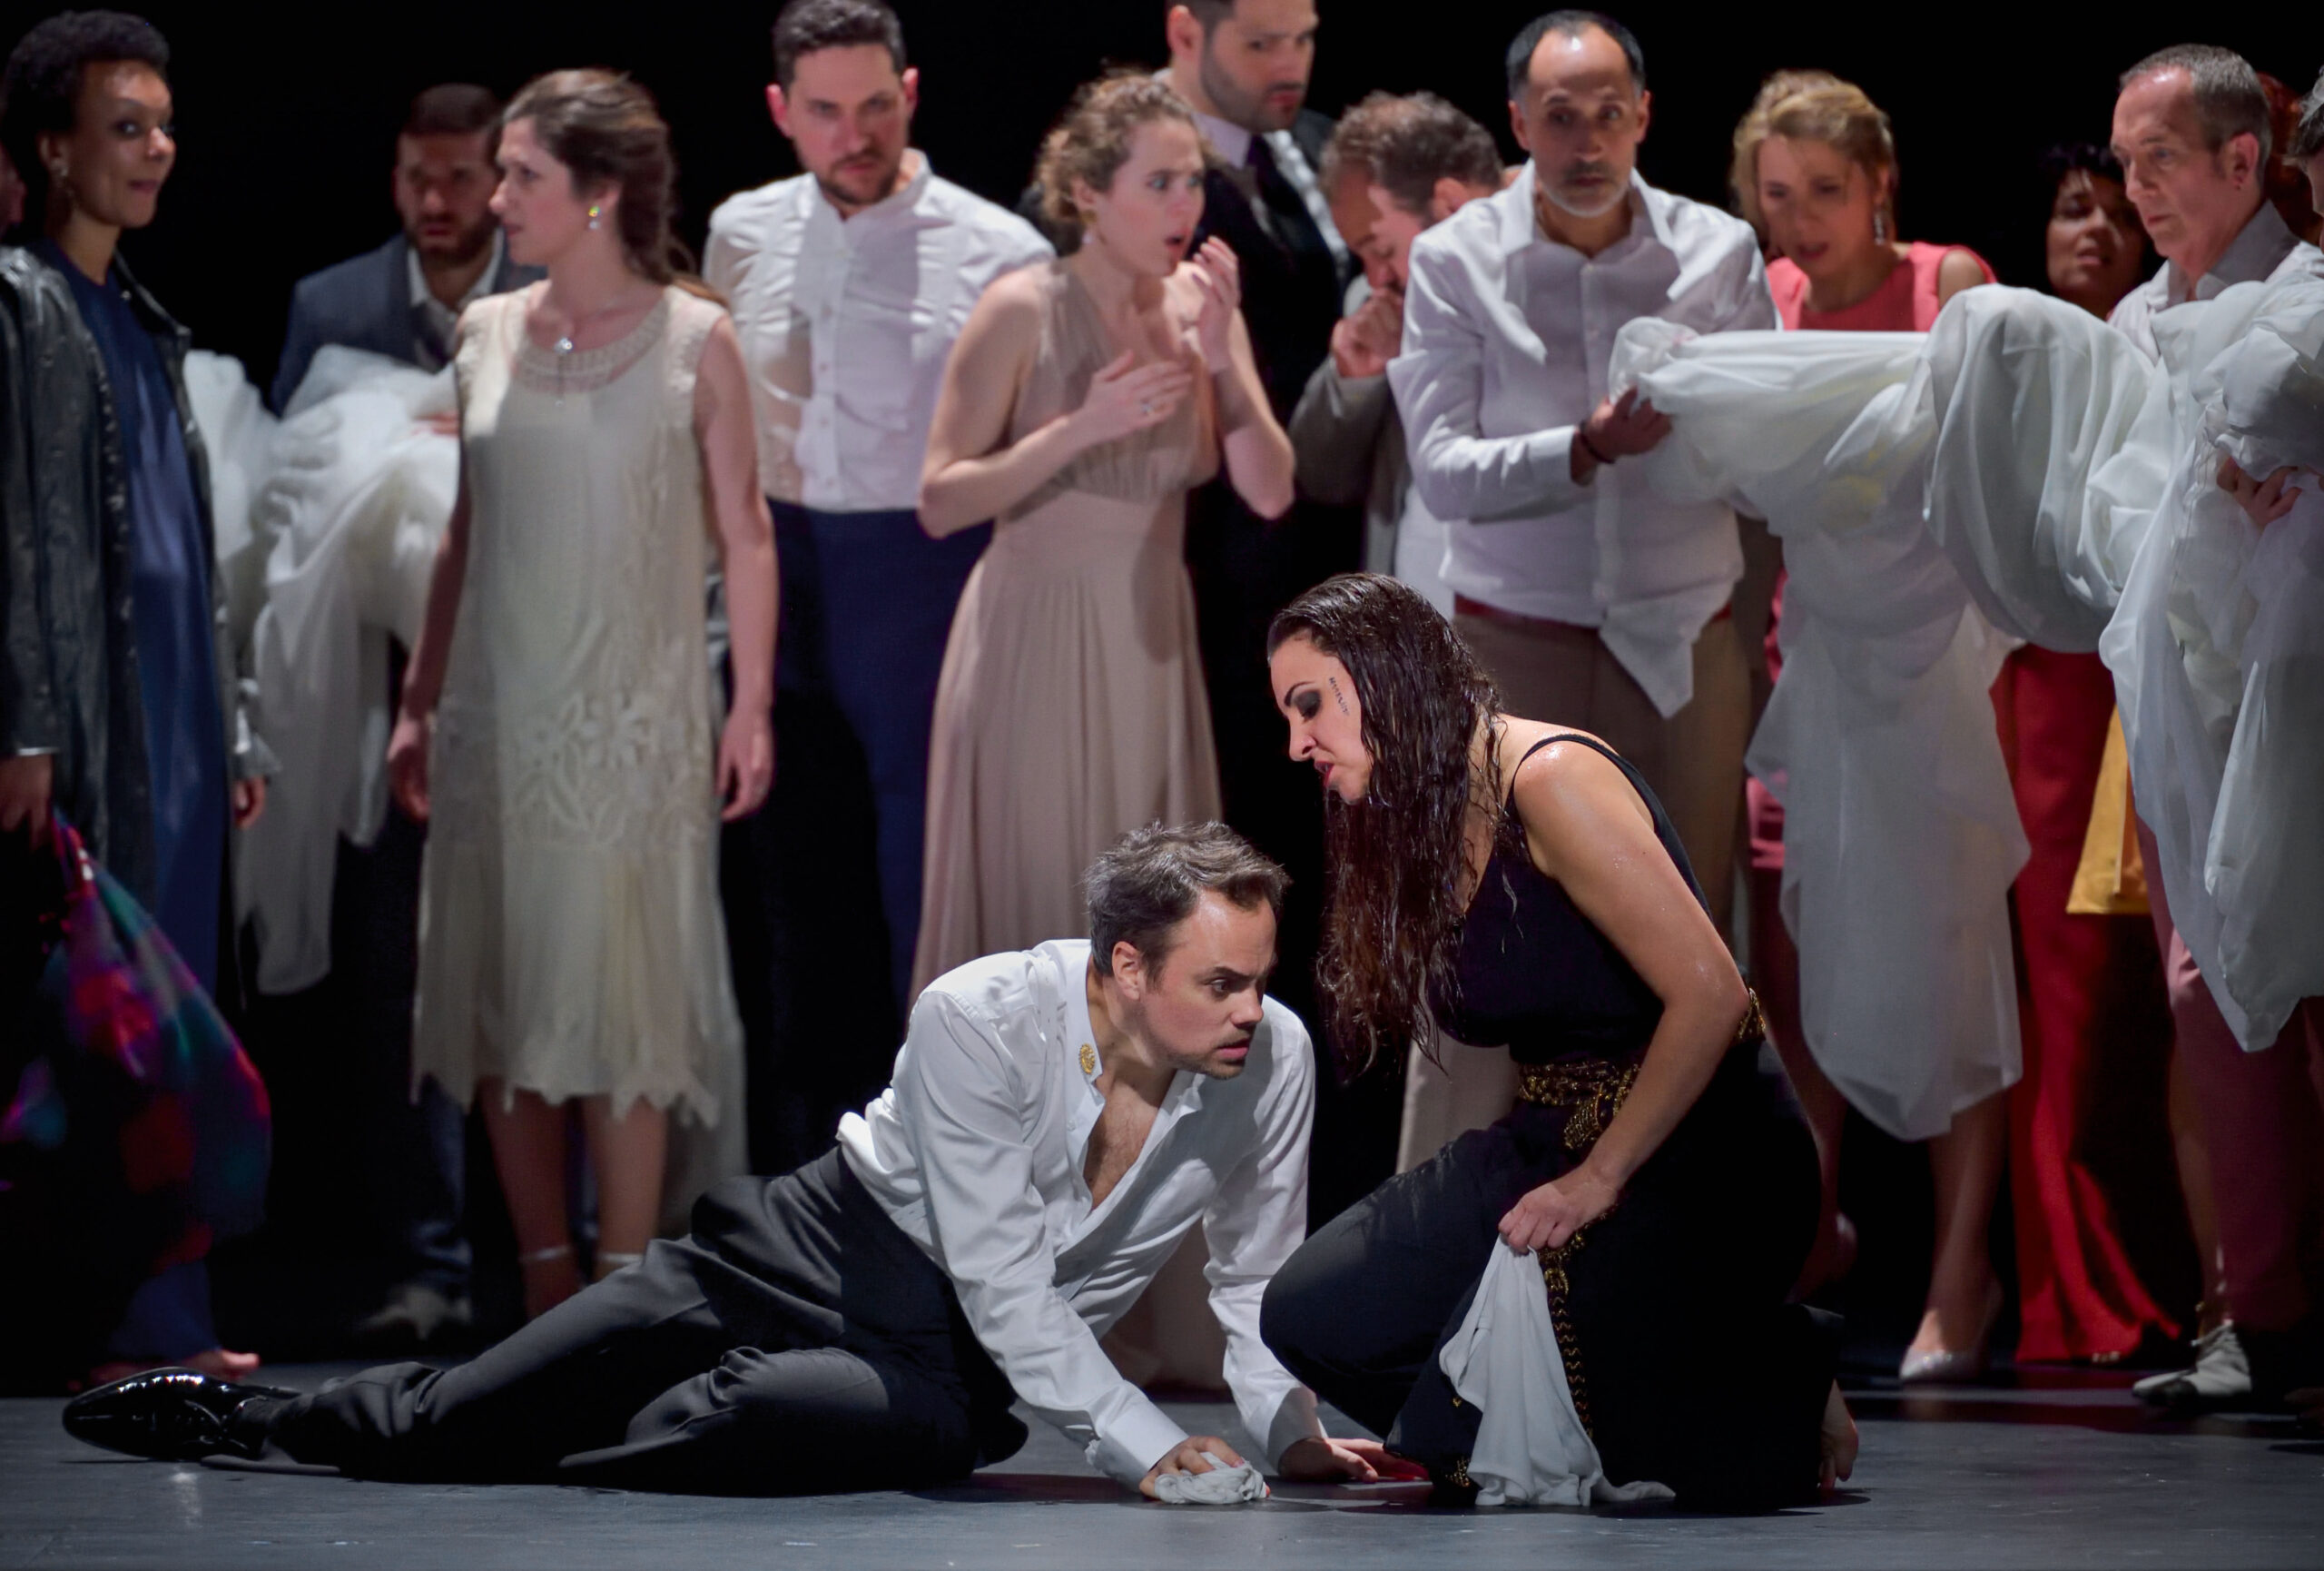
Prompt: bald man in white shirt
<box><xmin>64</xmin><ymin>825</ymin><xmax>1417</xmax><ymax>1499</ymax></box>
<box><xmin>1390</xmin><ymin>11</ymin><xmax>1777</xmax><ymax>937</ymax></box>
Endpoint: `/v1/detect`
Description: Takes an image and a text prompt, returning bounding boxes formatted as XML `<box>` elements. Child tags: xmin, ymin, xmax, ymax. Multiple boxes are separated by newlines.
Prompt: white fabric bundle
<box><xmin>233</xmin><ymin>348</ymin><xmax>459</xmax><ymax>994</ymax></box>
<box><xmin>1438</xmin><ymin>1241</ymin><xmax>1672</xmax><ymax>1507</ymax></box>
<box><xmin>1152</xmin><ymin>1453</ymin><xmax>1270</xmax><ymax>1504</ymax></box>
<box><xmin>1611</xmin><ymin>322</ymin><xmax>2025</xmax><ymax>1141</ymax></box>
<box><xmin>183</xmin><ymin>351</ymin><xmax>279</xmax><ymax>647</ymax></box>
<box><xmin>1612</xmin><ymin>277</ymin><xmax>2324</xmax><ymax>1054</ymax></box>
<box><xmin>2102</xmin><ymin>282</ymin><xmax>2324</xmax><ymax>1047</ymax></box>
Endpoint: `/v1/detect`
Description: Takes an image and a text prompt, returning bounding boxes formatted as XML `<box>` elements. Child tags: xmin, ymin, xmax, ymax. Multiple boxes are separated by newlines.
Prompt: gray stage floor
<box><xmin>5</xmin><ymin>1366</ymin><xmax>2319</xmax><ymax>1569</ymax></box>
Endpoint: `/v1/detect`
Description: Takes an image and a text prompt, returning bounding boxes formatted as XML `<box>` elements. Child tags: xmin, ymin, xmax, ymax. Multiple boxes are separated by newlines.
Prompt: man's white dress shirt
<box><xmin>2108</xmin><ymin>200</ymin><xmax>2317</xmax><ymax>360</ymax></box>
<box><xmin>704</xmin><ymin>153</ymin><xmax>1051</xmax><ymax>511</ymax></box>
<box><xmin>1391</xmin><ymin>166</ymin><xmax>1777</xmax><ymax>716</ymax></box>
<box><xmin>835</xmin><ymin>939</ymin><xmax>1325</xmax><ymax>1487</ymax></box>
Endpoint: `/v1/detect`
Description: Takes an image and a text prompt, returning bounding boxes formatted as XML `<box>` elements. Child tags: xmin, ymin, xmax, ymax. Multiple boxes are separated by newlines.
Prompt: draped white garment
<box><xmin>1608</xmin><ymin>322</ymin><xmax>2025</xmax><ymax>1141</ymax></box>
<box><xmin>1612</xmin><ymin>276</ymin><xmax>2324</xmax><ymax>1060</ymax></box>
<box><xmin>1438</xmin><ymin>1242</ymin><xmax>1673</xmax><ymax>1507</ymax></box>
<box><xmin>223</xmin><ymin>349</ymin><xmax>458</xmax><ymax>996</ymax></box>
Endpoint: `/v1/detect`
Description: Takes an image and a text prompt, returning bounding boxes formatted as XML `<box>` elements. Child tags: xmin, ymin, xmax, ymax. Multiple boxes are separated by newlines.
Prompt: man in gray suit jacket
<box><xmin>1288</xmin><ymin>93</ymin><xmax>1503</xmax><ymax>618</ymax></box>
<box><xmin>271</xmin><ymin>84</ymin><xmax>537</xmax><ymax>410</ymax></box>
<box><xmin>267</xmin><ymin>84</ymin><xmax>535</xmax><ymax>1351</ymax></box>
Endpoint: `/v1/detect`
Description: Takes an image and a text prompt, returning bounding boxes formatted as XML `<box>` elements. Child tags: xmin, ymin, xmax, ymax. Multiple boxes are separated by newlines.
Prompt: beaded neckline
<box><xmin>510</xmin><ymin>288</ymin><xmax>674</xmax><ymax>398</ymax></box>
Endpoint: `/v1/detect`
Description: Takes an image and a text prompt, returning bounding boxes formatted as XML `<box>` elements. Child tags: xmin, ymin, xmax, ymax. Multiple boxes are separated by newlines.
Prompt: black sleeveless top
<box><xmin>1429</xmin><ymin>733</ymin><xmax>1712</xmax><ymax>1066</ymax></box>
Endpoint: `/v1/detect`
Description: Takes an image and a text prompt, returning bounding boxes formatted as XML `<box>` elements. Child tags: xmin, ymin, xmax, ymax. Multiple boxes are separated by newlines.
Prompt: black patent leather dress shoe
<box><xmin>62</xmin><ymin>1368</ymin><xmax>299</xmax><ymax>1460</ymax></box>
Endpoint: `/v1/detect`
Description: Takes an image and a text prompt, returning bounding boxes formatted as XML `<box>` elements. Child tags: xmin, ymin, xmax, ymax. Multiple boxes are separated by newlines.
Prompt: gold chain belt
<box><xmin>1505</xmin><ymin>987</ymin><xmax>1767</xmax><ymax>1437</ymax></box>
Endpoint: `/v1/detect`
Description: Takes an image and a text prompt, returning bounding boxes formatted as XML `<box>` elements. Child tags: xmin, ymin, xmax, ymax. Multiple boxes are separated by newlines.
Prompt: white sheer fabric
<box><xmin>2102</xmin><ymin>282</ymin><xmax>2324</xmax><ymax>1048</ymax></box>
<box><xmin>1612</xmin><ymin>277</ymin><xmax>2324</xmax><ymax>1057</ymax></box>
<box><xmin>1438</xmin><ymin>1241</ymin><xmax>1673</xmax><ymax>1507</ymax></box>
<box><xmin>229</xmin><ymin>349</ymin><xmax>457</xmax><ymax>994</ymax></box>
<box><xmin>1610</xmin><ymin>323</ymin><xmax>2025</xmax><ymax>1141</ymax></box>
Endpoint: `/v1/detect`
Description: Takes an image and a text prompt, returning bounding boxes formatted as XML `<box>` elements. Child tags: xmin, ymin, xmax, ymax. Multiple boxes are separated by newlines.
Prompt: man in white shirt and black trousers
<box><xmin>704</xmin><ymin>0</ymin><xmax>1051</xmax><ymax>1031</ymax></box>
<box><xmin>62</xmin><ymin>824</ymin><xmax>1413</xmax><ymax>1499</ymax></box>
<box><xmin>1392</xmin><ymin>9</ymin><xmax>1777</xmax><ymax>935</ymax></box>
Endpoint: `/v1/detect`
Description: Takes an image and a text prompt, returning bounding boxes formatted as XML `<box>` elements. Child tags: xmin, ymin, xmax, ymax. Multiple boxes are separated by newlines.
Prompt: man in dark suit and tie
<box><xmin>266</xmin><ymin>84</ymin><xmax>537</xmax><ymax>1353</ymax></box>
<box><xmin>271</xmin><ymin>84</ymin><xmax>537</xmax><ymax>410</ymax></box>
<box><xmin>1160</xmin><ymin>2</ymin><xmax>1395</xmax><ymax>1226</ymax></box>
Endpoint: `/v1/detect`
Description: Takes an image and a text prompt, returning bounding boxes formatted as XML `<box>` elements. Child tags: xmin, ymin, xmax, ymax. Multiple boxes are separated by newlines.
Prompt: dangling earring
<box><xmin>586</xmin><ymin>203</ymin><xmax>602</xmax><ymax>232</ymax></box>
<box><xmin>1873</xmin><ymin>206</ymin><xmax>1889</xmax><ymax>246</ymax></box>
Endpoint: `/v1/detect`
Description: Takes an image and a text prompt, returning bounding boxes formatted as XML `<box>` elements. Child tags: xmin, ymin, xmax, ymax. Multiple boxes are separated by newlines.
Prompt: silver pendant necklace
<box><xmin>547</xmin><ymin>292</ymin><xmax>636</xmax><ymax>402</ymax></box>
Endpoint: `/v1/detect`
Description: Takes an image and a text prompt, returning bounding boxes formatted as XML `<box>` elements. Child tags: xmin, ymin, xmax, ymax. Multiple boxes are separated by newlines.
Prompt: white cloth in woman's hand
<box><xmin>1439</xmin><ymin>1242</ymin><xmax>1673</xmax><ymax>1507</ymax></box>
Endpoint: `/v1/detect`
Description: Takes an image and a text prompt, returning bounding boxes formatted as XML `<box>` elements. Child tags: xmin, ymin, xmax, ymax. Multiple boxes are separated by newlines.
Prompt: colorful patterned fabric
<box><xmin>1</xmin><ymin>814</ymin><xmax>270</xmax><ymax>1288</ymax></box>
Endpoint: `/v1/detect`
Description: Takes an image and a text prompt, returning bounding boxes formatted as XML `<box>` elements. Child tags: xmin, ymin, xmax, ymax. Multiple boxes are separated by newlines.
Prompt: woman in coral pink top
<box><xmin>1731</xmin><ymin>71</ymin><xmax>2000</xmax><ymax>1380</ymax></box>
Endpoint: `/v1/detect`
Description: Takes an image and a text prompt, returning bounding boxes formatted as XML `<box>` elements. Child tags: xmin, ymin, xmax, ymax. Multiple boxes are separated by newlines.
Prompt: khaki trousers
<box><xmin>1398</xmin><ymin>608</ymin><xmax>1752</xmax><ymax>1169</ymax></box>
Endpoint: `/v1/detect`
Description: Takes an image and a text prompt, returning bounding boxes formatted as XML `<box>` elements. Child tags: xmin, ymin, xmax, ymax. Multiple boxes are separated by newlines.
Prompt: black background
<box><xmin>51</xmin><ymin>0</ymin><xmax>2324</xmax><ymax>390</ymax></box>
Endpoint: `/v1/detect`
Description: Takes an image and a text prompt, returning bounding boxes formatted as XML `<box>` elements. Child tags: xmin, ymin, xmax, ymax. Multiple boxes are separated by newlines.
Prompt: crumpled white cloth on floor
<box><xmin>1152</xmin><ymin>1453</ymin><xmax>1270</xmax><ymax>1504</ymax></box>
<box><xmin>1438</xmin><ymin>1242</ymin><xmax>1674</xmax><ymax>1507</ymax></box>
<box><xmin>1611</xmin><ymin>321</ymin><xmax>2025</xmax><ymax>1141</ymax></box>
<box><xmin>232</xmin><ymin>347</ymin><xmax>458</xmax><ymax>994</ymax></box>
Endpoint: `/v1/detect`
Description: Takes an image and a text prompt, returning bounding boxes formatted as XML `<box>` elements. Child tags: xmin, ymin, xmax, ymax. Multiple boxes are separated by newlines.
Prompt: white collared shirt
<box><xmin>704</xmin><ymin>153</ymin><xmax>1052</xmax><ymax>512</ymax></box>
<box><xmin>406</xmin><ymin>229</ymin><xmax>505</xmax><ymax>368</ymax></box>
<box><xmin>1391</xmin><ymin>165</ymin><xmax>1777</xmax><ymax>716</ymax></box>
<box><xmin>835</xmin><ymin>939</ymin><xmax>1324</xmax><ymax>1487</ymax></box>
<box><xmin>2109</xmin><ymin>200</ymin><xmax>2319</xmax><ymax>360</ymax></box>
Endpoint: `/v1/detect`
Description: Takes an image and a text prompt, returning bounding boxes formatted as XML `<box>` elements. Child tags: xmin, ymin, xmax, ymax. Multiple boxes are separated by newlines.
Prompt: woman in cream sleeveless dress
<box><xmin>912</xmin><ymin>76</ymin><xmax>1295</xmax><ymax>993</ymax></box>
<box><xmin>388</xmin><ymin>71</ymin><xmax>776</xmax><ymax>1320</ymax></box>
<box><xmin>419</xmin><ymin>285</ymin><xmax>741</xmax><ymax>1128</ymax></box>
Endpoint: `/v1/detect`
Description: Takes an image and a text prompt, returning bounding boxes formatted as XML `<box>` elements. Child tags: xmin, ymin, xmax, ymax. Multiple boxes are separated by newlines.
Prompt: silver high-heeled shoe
<box><xmin>1899</xmin><ymin>1279</ymin><xmax>2003</xmax><ymax>1384</ymax></box>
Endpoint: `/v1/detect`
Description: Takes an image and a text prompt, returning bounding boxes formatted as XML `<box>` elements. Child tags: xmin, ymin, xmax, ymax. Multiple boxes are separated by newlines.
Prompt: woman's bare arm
<box><xmin>1496</xmin><ymin>738</ymin><xmax>1749</xmax><ymax>1250</ymax></box>
<box><xmin>1211</xmin><ymin>306</ymin><xmax>1295</xmax><ymax>519</ymax></box>
<box><xmin>694</xmin><ymin>312</ymin><xmax>778</xmax><ymax>819</ymax></box>
<box><xmin>384</xmin><ymin>458</ymin><xmax>471</xmax><ymax>821</ymax></box>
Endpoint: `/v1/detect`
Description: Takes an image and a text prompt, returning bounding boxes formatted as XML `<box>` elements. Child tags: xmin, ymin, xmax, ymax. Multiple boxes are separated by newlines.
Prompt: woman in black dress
<box><xmin>1257</xmin><ymin>573</ymin><xmax>1855</xmax><ymax>1507</ymax></box>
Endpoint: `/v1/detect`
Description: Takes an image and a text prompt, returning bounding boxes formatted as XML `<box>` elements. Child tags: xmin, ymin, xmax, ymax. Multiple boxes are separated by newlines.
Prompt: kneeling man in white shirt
<box><xmin>63</xmin><ymin>825</ymin><xmax>1410</xmax><ymax>1499</ymax></box>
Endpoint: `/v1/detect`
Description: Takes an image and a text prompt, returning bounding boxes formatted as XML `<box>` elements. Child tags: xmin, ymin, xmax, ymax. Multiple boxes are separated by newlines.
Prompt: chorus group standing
<box><xmin>7</xmin><ymin>0</ymin><xmax>2324</xmax><ymax>1454</ymax></box>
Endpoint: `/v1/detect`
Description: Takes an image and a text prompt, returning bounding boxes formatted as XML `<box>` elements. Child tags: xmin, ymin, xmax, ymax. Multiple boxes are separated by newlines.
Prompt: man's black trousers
<box><xmin>249</xmin><ymin>1151</ymin><xmax>1026</xmax><ymax>1494</ymax></box>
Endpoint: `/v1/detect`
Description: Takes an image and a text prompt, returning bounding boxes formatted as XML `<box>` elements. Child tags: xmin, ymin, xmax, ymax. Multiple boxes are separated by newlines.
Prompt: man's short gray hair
<box><xmin>2294</xmin><ymin>65</ymin><xmax>2324</xmax><ymax>163</ymax></box>
<box><xmin>2120</xmin><ymin>44</ymin><xmax>2272</xmax><ymax>165</ymax></box>
<box><xmin>1085</xmin><ymin>822</ymin><xmax>1287</xmax><ymax>979</ymax></box>
<box><xmin>1321</xmin><ymin>92</ymin><xmax>1505</xmax><ymax>217</ymax></box>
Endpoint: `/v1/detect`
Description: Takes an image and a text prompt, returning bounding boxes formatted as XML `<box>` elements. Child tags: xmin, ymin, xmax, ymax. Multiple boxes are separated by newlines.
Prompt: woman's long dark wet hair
<box><xmin>1268</xmin><ymin>573</ymin><xmax>1513</xmax><ymax>1082</ymax></box>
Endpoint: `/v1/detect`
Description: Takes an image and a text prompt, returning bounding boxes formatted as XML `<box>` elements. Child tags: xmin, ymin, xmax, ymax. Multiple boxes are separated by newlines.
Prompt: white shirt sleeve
<box><xmin>1717</xmin><ymin>241</ymin><xmax>1780</xmax><ymax>334</ymax></box>
<box><xmin>1202</xmin><ymin>1016</ymin><xmax>1326</xmax><ymax>1468</ymax></box>
<box><xmin>897</xmin><ymin>990</ymin><xmax>1190</xmax><ymax>1488</ymax></box>
<box><xmin>1393</xmin><ymin>238</ymin><xmax>1589</xmax><ymax>525</ymax></box>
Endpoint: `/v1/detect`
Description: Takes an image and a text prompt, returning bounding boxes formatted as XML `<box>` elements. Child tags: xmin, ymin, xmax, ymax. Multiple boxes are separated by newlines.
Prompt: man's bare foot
<box><xmin>1818</xmin><ymin>1382</ymin><xmax>1857</xmax><ymax>1496</ymax></box>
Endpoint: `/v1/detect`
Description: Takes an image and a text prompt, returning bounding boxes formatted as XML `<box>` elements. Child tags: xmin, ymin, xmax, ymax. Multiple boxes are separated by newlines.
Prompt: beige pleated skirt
<box><xmin>912</xmin><ymin>489</ymin><xmax>1221</xmax><ymax>994</ymax></box>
